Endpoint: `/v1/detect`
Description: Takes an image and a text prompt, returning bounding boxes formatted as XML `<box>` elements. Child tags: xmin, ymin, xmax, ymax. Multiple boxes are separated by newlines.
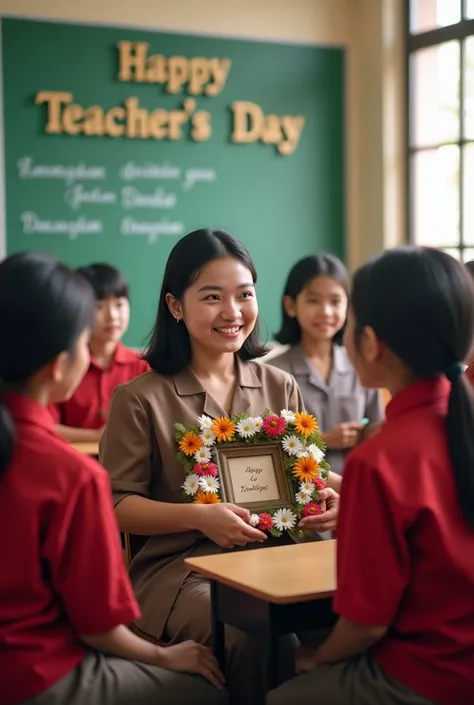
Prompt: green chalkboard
<box><xmin>1</xmin><ymin>17</ymin><xmax>345</xmax><ymax>347</ymax></box>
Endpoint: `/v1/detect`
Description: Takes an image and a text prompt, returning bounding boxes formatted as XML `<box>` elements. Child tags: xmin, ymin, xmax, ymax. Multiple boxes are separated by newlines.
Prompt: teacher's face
<box><xmin>181</xmin><ymin>256</ymin><xmax>258</xmax><ymax>357</ymax></box>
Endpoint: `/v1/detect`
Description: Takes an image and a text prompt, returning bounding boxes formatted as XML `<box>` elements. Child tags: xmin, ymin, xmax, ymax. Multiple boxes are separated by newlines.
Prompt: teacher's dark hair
<box><xmin>0</xmin><ymin>252</ymin><xmax>94</xmax><ymax>477</ymax></box>
<box><xmin>274</xmin><ymin>253</ymin><xmax>350</xmax><ymax>346</ymax></box>
<box><xmin>351</xmin><ymin>246</ymin><xmax>474</xmax><ymax>528</ymax></box>
<box><xmin>144</xmin><ymin>229</ymin><xmax>268</xmax><ymax>375</ymax></box>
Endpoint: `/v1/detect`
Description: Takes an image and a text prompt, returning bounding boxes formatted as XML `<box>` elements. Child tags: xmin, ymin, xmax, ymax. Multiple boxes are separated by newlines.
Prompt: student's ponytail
<box><xmin>0</xmin><ymin>395</ymin><xmax>15</xmax><ymax>477</ymax></box>
<box><xmin>446</xmin><ymin>367</ymin><xmax>474</xmax><ymax>527</ymax></box>
<box><xmin>351</xmin><ymin>247</ymin><xmax>474</xmax><ymax>530</ymax></box>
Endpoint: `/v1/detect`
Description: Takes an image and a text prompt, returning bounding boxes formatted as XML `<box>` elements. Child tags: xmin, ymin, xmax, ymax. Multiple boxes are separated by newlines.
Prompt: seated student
<box><xmin>269</xmin><ymin>254</ymin><xmax>383</xmax><ymax>476</ymax></box>
<box><xmin>268</xmin><ymin>246</ymin><xmax>474</xmax><ymax>705</ymax></box>
<box><xmin>50</xmin><ymin>263</ymin><xmax>149</xmax><ymax>442</ymax></box>
<box><xmin>0</xmin><ymin>252</ymin><xmax>226</xmax><ymax>705</ymax></box>
<box><xmin>465</xmin><ymin>260</ymin><xmax>474</xmax><ymax>374</ymax></box>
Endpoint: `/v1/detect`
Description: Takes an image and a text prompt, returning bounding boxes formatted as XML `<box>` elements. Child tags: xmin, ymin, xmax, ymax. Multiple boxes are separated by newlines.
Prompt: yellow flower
<box><xmin>194</xmin><ymin>490</ymin><xmax>221</xmax><ymax>504</ymax></box>
<box><xmin>292</xmin><ymin>456</ymin><xmax>319</xmax><ymax>483</ymax></box>
<box><xmin>294</xmin><ymin>411</ymin><xmax>318</xmax><ymax>437</ymax></box>
<box><xmin>179</xmin><ymin>432</ymin><xmax>203</xmax><ymax>457</ymax></box>
<box><xmin>211</xmin><ymin>417</ymin><xmax>236</xmax><ymax>443</ymax></box>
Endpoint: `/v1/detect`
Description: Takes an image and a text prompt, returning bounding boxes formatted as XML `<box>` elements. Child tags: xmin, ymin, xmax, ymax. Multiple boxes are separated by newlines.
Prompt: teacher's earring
<box><xmin>175</xmin><ymin>316</ymin><xmax>181</xmax><ymax>323</ymax></box>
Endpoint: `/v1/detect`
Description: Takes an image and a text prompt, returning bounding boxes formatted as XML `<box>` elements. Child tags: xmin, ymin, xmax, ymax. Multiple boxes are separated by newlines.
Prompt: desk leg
<box><xmin>267</xmin><ymin>609</ymin><xmax>280</xmax><ymax>690</ymax></box>
<box><xmin>211</xmin><ymin>581</ymin><xmax>226</xmax><ymax>673</ymax></box>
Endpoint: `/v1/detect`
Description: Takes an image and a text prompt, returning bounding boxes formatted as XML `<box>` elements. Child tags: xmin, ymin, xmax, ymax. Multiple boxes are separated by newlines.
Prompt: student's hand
<box><xmin>323</xmin><ymin>422</ymin><xmax>363</xmax><ymax>449</ymax></box>
<box><xmin>196</xmin><ymin>503</ymin><xmax>267</xmax><ymax>548</ymax></box>
<box><xmin>156</xmin><ymin>641</ymin><xmax>226</xmax><ymax>689</ymax></box>
<box><xmin>295</xmin><ymin>645</ymin><xmax>320</xmax><ymax>674</ymax></box>
<box><xmin>298</xmin><ymin>488</ymin><xmax>339</xmax><ymax>533</ymax></box>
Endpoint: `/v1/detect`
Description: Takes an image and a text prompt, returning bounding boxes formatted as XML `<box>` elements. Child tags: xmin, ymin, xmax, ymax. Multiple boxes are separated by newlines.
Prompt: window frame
<box><xmin>406</xmin><ymin>0</ymin><xmax>474</xmax><ymax>258</ymax></box>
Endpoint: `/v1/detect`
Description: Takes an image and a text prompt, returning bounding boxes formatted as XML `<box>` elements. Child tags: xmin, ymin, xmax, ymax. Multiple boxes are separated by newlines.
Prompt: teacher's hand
<box><xmin>196</xmin><ymin>503</ymin><xmax>267</xmax><ymax>549</ymax></box>
<box><xmin>298</xmin><ymin>488</ymin><xmax>339</xmax><ymax>533</ymax></box>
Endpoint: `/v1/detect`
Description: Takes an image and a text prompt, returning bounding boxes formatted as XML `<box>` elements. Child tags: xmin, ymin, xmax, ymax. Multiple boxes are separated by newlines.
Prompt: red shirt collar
<box><xmin>2</xmin><ymin>393</ymin><xmax>57</xmax><ymax>432</ymax></box>
<box><xmin>89</xmin><ymin>342</ymin><xmax>140</xmax><ymax>369</ymax></box>
<box><xmin>386</xmin><ymin>377</ymin><xmax>450</xmax><ymax>422</ymax></box>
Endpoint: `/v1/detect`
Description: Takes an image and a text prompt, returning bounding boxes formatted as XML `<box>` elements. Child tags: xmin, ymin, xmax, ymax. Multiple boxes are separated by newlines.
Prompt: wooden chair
<box><xmin>122</xmin><ymin>533</ymin><xmax>149</xmax><ymax>569</ymax></box>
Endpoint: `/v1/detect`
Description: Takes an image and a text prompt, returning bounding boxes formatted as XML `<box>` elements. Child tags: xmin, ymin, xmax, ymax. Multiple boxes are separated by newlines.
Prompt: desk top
<box><xmin>71</xmin><ymin>441</ymin><xmax>99</xmax><ymax>456</ymax></box>
<box><xmin>185</xmin><ymin>540</ymin><xmax>336</xmax><ymax>604</ymax></box>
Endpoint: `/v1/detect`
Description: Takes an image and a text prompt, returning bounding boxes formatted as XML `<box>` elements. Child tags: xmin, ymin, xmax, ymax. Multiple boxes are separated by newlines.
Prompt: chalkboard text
<box><xmin>117</xmin><ymin>41</ymin><xmax>231</xmax><ymax>96</ymax></box>
<box><xmin>231</xmin><ymin>101</ymin><xmax>305</xmax><ymax>156</ymax></box>
<box><xmin>35</xmin><ymin>92</ymin><xmax>212</xmax><ymax>141</ymax></box>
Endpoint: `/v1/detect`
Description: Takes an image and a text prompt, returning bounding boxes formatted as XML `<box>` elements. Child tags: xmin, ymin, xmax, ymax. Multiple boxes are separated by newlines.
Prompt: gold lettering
<box><xmin>167</xmin><ymin>56</ymin><xmax>188</xmax><ymax>94</ymax></box>
<box><xmin>117</xmin><ymin>41</ymin><xmax>148</xmax><ymax>82</ymax></box>
<box><xmin>191</xmin><ymin>111</ymin><xmax>211</xmax><ymax>141</ymax></box>
<box><xmin>62</xmin><ymin>104</ymin><xmax>83</xmax><ymax>135</ymax></box>
<box><xmin>206</xmin><ymin>58</ymin><xmax>231</xmax><ymax>96</ymax></box>
<box><xmin>279</xmin><ymin>116</ymin><xmax>305</xmax><ymax>155</ymax></box>
<box><xmin>146</xmin><ymin>54</ymin><xmax>167</xmax><ymax>84</ymax></box>
<box><xmin>261</xmin><ymin>115</ymin><xmax>282</xmax><ymax>145</ymax></box>
<box><xmin>148</xmin><ymin>109</ymin><xmax>168</xmax><ymax>139</ymax></box>
<box><xmin>188</xmin><ymin>57</ymin><xmax>210</xmax><ymax>95</ymax></box>
<box><xmin>35</xmin><ymin>91</ymin><xmax>72</xmax><ymax>134</ymax></box>
<box><xmin>231</xmin><ymin>101</ymin><xmax>263</xmax><ymax>144</ymax></box>
<box><xmin>125</xmin><ymin>97</ymin><xmax>149</xmax><ymax>138</ymax></box>
<box><xmin>104</xmin><ymin>106</ymin><xmax>126</xmax><ymax>137</ymax></box>
<box><xmin>83</xmin><ymin>106</ymin><xmax>105</xmax><ymax>136</ymax></box>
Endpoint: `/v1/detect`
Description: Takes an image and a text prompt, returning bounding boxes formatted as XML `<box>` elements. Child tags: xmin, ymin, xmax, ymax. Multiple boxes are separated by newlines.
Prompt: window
<box><xmin>407</xmin><ymin>1</ymin><xmax>474</xmax><ymax>261</ymax></box>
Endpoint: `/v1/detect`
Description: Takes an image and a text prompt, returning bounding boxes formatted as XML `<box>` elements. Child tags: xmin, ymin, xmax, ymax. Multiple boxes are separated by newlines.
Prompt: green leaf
<box><xmin>174</xmin><ymin>423</ymin><xmax>187</xmax><ymax>434</ymax></box>
<box><xmin>268</xmin><ymin>527</ymin><xmax>282</xmax><ymax>538</ymax></box>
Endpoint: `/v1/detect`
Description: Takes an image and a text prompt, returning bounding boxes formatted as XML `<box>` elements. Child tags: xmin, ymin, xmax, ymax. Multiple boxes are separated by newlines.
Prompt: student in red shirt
<box><xmin>268</xmin><ymin>246</ymin><xmax>474</xmax><ymax>705</ymax></box>
<box><xmin>50</xmin><ymin>263</ymin><xmax>149</xmax><ymax>443</ymax></box>
<box><xmin>0</xmin><ymin>252</ymin><xmax>226</xmax><ymax>705</ymax></box>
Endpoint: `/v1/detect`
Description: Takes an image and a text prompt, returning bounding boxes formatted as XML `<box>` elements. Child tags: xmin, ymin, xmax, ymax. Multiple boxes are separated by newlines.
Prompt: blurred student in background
<box><xmin>269</xmin><ymin>254</ymin><xmax>383</xmax><ymax>476</ymax></box>
<box><xmin>51</xmin><ymin>263</ymin><xmax>149</xmax><ymax>442</ymax></box>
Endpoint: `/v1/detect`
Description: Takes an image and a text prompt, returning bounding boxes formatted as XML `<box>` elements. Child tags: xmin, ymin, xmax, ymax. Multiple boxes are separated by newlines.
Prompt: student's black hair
<box><xmin>144</xmin><ymin>229</ymin><xmax>268</xmax><ymax>375</ymax></box>
<box><xmin>0</xmin><ymin>252</ymin><xmax>95</xmax><ymax>477</ymax></box>
<box><xmin>465</xmin><ymin>260</ymin><xmax>474</xmax><ymax>280</ymax></box>
<box><xmin>351</xmin><ymin>246</ymin><xmax>474</xmax><ymax>528</ymax></box>
<box><xmin>76</xmin><ymin>263</ymin><xmax>129</xmax><ymax>301</ymax></box>
<box><xmin>274</xmin><ymin>253</ymin><xmax>350</xmax><ymax>346</ymax></box>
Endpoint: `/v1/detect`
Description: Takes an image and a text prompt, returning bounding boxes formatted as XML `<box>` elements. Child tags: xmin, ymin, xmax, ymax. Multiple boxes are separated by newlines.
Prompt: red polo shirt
<box><xmin>334</xmin><ymin>378</ymin><xmax>474</xmax><ymax>705</ymax></box>
<box><xmin>466</xmin><ymin>362</ymin><xmax>474</xmax><ymax>386</ymax></box>
<box><xmin>50</xmin><ymin>342</ymin><xmax>149</xmax><ymax>428</ymax></box>
<box><xmin>0</xmin><ymin>394</ymin><xmax>140</xmax><ymax>705</ymax></box>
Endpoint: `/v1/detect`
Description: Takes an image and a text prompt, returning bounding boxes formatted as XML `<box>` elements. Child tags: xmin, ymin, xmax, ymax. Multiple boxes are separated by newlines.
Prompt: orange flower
<box><xmin>194</xmin><ymin>490</ymin><xmax>221</xmax><ymax>504</ymax></box>
<box><xmin>179</xmin><ymin>432</ymin><xmax>203</xmax><ymax>457</ymax></box>
<box><xmin>294</xmin><ymin>411</ymin><xmax>318</xmax><ymax>437</ymax></box>
<box><xmin>292</xmin><ymin>456</ymin><xmax>319</xmax><ymax>483</ymax></box>
<box><xmin>211</xmin><ymin>417</ymin><xmax>236</xmax><ymax>443</ymax></box>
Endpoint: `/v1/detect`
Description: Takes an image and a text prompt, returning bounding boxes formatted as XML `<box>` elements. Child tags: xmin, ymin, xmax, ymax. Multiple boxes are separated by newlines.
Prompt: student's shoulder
<box><xmin>33</xmin><ymin>435</ymin><xmax>108</xmax><ymax>493</ymax></box>
<box><xmin>117</xmin><ymin>344</ymin><xmax>150</xmax><ymax>373</ymax></box>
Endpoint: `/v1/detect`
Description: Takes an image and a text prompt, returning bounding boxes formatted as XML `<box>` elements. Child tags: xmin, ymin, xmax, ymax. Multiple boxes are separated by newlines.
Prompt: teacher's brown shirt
<box><xmin>99</xmin><ymin>357</ymin><xmax>303</xmax><ymax>640</ymax></box>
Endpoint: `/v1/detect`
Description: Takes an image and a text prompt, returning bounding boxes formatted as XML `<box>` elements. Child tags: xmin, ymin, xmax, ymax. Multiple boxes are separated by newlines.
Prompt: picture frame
<box><xmin>213</xmin><ymin>442</ymin><xmax>295</xmax><ymax>513</ymax></box>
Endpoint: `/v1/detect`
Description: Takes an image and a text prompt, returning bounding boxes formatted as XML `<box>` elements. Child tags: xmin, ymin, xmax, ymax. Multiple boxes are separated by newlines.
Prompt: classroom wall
<box><xmin>0</xmin><ymin>0</ymin><xmax>406</xmax><ymax>269</ymax></box>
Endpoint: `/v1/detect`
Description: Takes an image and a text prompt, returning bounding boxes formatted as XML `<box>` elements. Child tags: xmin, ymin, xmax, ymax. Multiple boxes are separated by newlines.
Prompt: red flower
<box><xmin>262</xmin><ymin>415</ymin><xmax>286</xmax><ymax>439</ymax></box>
<box><xmin>194</xmin><ymin>462</ymin><xmax>218</xmax><ymax>477</ymax></box>
<box><xmin>302</xmin><ymin>502</ymin><xmax>323</xmax><ymax>518</ymax></box>
<box><xmin>314</xmin><ymin>477</ymin><xmax>327</xmax><ymax>491</ymax></box>
<box><xmin>258</xmin><ymin>512</ymin><xmax>273</xmax><ymax>531</ymax></box>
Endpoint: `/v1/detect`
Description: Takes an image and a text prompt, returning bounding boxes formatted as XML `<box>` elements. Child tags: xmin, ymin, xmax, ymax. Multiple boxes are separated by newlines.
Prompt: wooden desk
<box><xmin>71</xmin><ymin>441</ymin><xmax>99</xmax><ymax>456</ymax></box>
<box><xmin>185</xmin><ymin>540</ymin><xmax>337</xmax><ymax>687</ymax></box>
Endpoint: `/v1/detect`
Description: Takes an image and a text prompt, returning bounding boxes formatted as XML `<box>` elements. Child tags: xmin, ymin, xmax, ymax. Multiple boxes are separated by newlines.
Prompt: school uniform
<box><xmin>0</xmin><ymin>394</ymin><xmax>225</xmax><ymax>705</ymax></box>
<box><xmin>268</xmin><ymin>344</ymin><xmax>383</xmax><ymax>475</ymax></box>
<box><xmin>99</xmin><ymin>358</ymin><xmax>304</xmax><ymax>705</ymax></box>
<box><xmin>49</xmin><ymin>342</ymin><xmax>149</xmax><ymax>428</ymax></box>
<box><xmin>466</xmin><ymin>361</ymin><xmax>474</xmax><ymax>385</ymax></box>
<box><xmin>268</xmin><ymin>378</ymin><xmax>474</xmax><ymax>705</ymax></box>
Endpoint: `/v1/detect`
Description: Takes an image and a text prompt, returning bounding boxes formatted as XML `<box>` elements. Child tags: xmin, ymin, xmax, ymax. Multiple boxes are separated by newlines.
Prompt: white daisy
<box><xmin>300</xmin><ymin>481</ymin><xmax>316</xmax><ymax>493</ymax></box>
<box><xmin>272</xmin><ymin>508</ymin><xmax>297</xmax><ymax>531</ymax></box>
<box><xmin>200</xmin><ymin>429</ymin><xmax>216</xmax><ymax>446</ymax></box>
<box><xmin>307</xmin><ymin>444</ymin><xmax>325</xmax><ymax>463</ymax></box>
<box><xmin>182</xmin><ymin>474</ymin><xmax>200</xmax><ymax>496</ymax></box>
<box><xmin>281</xmin><ymin>434</ymin><xmax>304</xmax><ymax>457</ymax></box>
<box><xmin>198</xmin><ymin>476</ymin><xmax>220</xmax><ymax>493</ymax></box>
<box><xmin>236</xmin><ymin>418</ymin><xmax>257</xmax><ymax>439</ymax></box>
<box><xmin>249</xmin><ymin>513</ymin><xmax>260</xmax><ymax>527</ymax></box>
<box><xmin>296</xmin><ymin>489</ymin><xmax>313</xmax><ymax>505</ymax></box>
<box><xmin>250</xmin><ymin>416</ymin><xmax>263</xmax><ymax>430</ymax></box>
<box><xmin>280</xmin><ymin>409</ymin><xmax>296</xmax><ymax>423</ymax></box>
<box><xmin>296</xmin><ymin>449</ymin><xmax>310</xmax><ymax>459</ymax></box>
<box><xmin>194</xmin><ymin>446</ymin><xmax>212</xmax><ymax>463</ymax></box>
<box><xmin>198</xmin><ymin>415</ymin><xmax>213</xmax><ymax>431</ymax></box>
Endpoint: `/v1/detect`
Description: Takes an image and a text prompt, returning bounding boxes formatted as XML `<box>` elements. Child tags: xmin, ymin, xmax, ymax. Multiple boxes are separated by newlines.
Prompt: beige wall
<box><xmin>0</xmin><ymin>0</ymin><xmax>406</xmax><ymax>268</ymax></box>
